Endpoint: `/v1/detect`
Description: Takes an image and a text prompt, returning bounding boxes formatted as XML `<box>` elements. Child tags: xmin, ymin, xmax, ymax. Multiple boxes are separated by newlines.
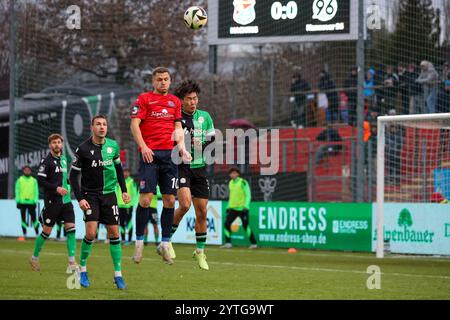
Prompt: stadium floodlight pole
<box><xmin>376</xmin><ymin>112</ymin><xmax>450</xmax><ymax>258</ymax></box>
<box><xmin>355</xmin><ymin>0</ymin><xmax>365</xmax><ymax>202</ymax></box>
<box><xmin>7</xmin><ymin>0</ymin><xmax>17</xmax><ymax>199</ymax></box>
<box><xmin>268</xmin><ymin>55</ymin><xmax>274</xmax><ymax>127</ymax></box>
<box><xmin>208</xmin><ymin>45</ymin><xmax>218</xmax><ymax>95</ymax></box>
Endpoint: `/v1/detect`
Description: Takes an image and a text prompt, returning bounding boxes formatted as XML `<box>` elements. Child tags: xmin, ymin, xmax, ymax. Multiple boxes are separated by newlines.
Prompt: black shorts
<box><xmin>139</xmin><ymin>150</ymin><xmax>178</xmax><ymax>195</ymax></box>
<box><xmin>118</xmin><ymin>207</ymin><xmax>132</xmax><ymax>224</ymax></box>
<box><xmin>148</xmin><ymin>207</ymin><xmax>158</xmax><ymax>225</ymax></box>
<box><xmin>178</xmin><ymin>165</ymin><xmax>209</xmax><ymax>199</ymax></box>
<box><xmin>17</xmin><ymin>203</ymin><xmax>36</xmax><ymax>211</ymax></box>
<box><xmin>39</xmin><ymin>202</ymin><xmax>75</xmax><ymax>227</ymax></box>
<box><xmin>82</xmin><ymin>192</ymin><xmax>119</xmax><ymax>225</ymax></box>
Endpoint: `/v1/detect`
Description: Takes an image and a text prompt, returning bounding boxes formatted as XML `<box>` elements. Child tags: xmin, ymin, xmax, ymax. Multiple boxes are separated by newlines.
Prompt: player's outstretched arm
<box><xmin>130</xmin><ymin>118</ymin><xmax>154</xmax><ymax>163</ymax></box>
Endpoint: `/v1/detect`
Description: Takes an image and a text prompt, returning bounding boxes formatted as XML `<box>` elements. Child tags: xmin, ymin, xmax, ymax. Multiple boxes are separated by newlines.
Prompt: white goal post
<box><xmin>376</xmin><ymin>113</ymin><xmax>450</xmax><ymax>258</ymax></box>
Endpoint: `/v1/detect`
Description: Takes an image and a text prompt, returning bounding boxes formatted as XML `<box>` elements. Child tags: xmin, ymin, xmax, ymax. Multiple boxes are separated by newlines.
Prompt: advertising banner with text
<box><xmin>372</xmin><ymin>203</ymin><xmax>450</xmax><ymax>255</ymax></box>
<box><xmin>223</xmin><ymin>202</ymin><xmax>372</xmax><ymax>251</ymax></box>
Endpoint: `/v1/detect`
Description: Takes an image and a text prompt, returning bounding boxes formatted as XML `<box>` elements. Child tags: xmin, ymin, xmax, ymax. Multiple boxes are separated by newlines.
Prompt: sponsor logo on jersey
<box><xmin>150</xmin><ymin>109</ymin><xmax>173</xmax><ymax>119</ymax></box>
<box><xmin>91</xmin><ymin>159</ymin><xmax>113</xmax><ymax>167</ymax></box>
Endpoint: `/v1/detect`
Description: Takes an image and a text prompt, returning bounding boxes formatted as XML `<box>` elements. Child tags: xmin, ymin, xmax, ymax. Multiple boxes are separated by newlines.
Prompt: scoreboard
<box><xmin>207</xmin><ymin>0</ymin><xmax>359</xmax><ymax>44</ymax></box>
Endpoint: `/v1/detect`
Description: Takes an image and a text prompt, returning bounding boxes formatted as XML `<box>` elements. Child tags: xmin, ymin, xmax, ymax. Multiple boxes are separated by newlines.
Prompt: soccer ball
<box><xmin>184</xmin><ymin>6</ymin><xmax>207</xmax><ymax>30</ymax></box>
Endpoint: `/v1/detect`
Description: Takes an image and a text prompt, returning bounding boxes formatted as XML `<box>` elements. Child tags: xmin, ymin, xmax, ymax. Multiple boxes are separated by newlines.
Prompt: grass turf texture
<box><xmin>1</xmin><ymin>237</ymin><xmax>450</xmax><ymax>300</ymax></box>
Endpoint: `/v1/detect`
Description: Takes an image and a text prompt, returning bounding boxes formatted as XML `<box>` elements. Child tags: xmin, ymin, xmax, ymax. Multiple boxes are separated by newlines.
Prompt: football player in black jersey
<box><xmin>30</xmin><ymin>134</ymin><xmax>78</xmax><ymax>273</ymax></box>
<box><xmin>69</xmin><ymin>115</ymin><xmax>130</xmax><ymax>290</ymax></box>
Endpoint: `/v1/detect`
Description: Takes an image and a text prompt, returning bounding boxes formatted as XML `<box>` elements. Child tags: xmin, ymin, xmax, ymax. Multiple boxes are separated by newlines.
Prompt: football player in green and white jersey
<box><xmin>169</xmin><ymin>80</ymin><xmax>215</xmax><ymax>270</ymax></box>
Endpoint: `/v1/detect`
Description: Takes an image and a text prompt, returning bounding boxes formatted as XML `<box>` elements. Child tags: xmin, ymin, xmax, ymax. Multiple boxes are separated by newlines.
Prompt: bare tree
<box><xmin>443</xmin><ymin>0</ymin><xmax>450</xmax><ymax>44</ymax></box>
<box><xmin>12</xmin><ymin>0</ymin><xmax>207</xmax><ymax>94</ymax></box>
<box><xmin>0</xmin><ymin>1</ymin><xmax>9</xmax><ymax>99</ymax></box>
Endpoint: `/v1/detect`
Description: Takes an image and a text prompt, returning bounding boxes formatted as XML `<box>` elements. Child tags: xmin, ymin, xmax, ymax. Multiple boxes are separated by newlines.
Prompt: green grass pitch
<box><xmin>1</xmin><ymin>237</ymin><xmax>450</xmax><ymax>300</ymax></box>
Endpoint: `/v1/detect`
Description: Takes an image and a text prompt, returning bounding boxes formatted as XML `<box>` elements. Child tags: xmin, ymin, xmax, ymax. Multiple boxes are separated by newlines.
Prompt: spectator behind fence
<box><xmin>366</xmin><ymin>110</ymin><xmax>379</xmax><ymax>163</ymax></box>
<box><xmin>318</xmin><ymin>70</ymin><xmax>339</xmax><ymax>123</ymax></box>
<box><xmin>364</xmin><ymin>68</ymin><xmax>377</xmax><ymax>112</ymax></box>
<box><xmin>405</xmin><ymin>63</ymin><xmax>422</xmax><ymax>114</ymax></box>
<box><xmin>290</xmin><ymin>72</ymin><xmax>311</xmax><ymax>128</ymax></box>
<box><xmin>344</xmin><ymin>67</ymin><xmax>358</xmax><ymax>126</ymax></box>
<box><xmin>416</xmin><ymin>60</ymin><xmax>439</xmax><ymax>114</ymax></box>
<box><xmin>380</xmin><ymin>65</ymin><xmax>399</xmax><ymax>115</ymax></box>
<box><xmin>397</xmin><ymin>63</ymin><xmax>409</xmax><ymax>115</ymax></box>
<box><xmin>385</xmin><ymin>110</ymin><xmax>405</xmax><ymax>185</ymax></box>
<box><xmin>315</xmin><ymin>124</ymin><xmax>343</xmax><ymax>164</ymax></box>
<box><xmin>437</xmin><ymin>80</ymin><xmax>450</xmax><ymax>113</ymax></box>
<box><xmin>441</xmin><ymin>61</ymin><xmax>450</xmax><ymax>83</ymax></box>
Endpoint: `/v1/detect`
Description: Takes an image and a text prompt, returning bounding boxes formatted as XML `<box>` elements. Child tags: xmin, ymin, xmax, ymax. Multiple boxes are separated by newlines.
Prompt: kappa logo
<box><xmin>90</xmin><ymin>150</ymin><xmax>94</xmax><ymax>155</ymax></box>
<box><xmin>198</xmin><ymin>116</ymin><xmax>204</xmax><ymax>124</ymax></box>
<box><xmin>168</xmin><ymin>101</ymin><xmax>175</xmax><ymax>107</ymax></box>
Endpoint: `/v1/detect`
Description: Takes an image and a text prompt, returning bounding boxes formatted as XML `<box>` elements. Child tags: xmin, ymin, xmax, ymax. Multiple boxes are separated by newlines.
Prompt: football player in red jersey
<box><xmin>130</xmin><ymin>67</ymin><xmax>191</xmax><ymax>265</ymax></box>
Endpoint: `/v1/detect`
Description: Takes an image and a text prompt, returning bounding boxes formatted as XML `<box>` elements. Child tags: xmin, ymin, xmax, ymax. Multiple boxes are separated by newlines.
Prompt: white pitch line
<box><xmin>2</xmin><ymin>248</ymin><xmax>450</xmax><ymax>280</ymax></box>
<box><xmin>204</xmin><ymin>247</ymin><xmax>450</xmax><ymax>263</ymax></box>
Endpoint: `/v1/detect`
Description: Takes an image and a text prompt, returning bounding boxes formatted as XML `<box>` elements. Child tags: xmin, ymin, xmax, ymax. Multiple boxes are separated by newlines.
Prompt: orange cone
<box><xmin>287</xmin><ymin>248</ymin><xmax>297</xmax><ymax>253</ymax></box>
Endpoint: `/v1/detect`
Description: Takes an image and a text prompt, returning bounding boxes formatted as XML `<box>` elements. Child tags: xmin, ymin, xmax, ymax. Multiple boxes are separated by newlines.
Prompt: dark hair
<box><xmin>152</xmin><ymin>67</ymin><xmax>170</xmax><ymax>77</ymax></box>
<box><xmin>174</xmin><ymin>80</ymin><xmax>201</xmax><ymax>99</ymax></box>
<box><xmin>91</xmin><ymin>115</ymin><xmax>107</xmax><ymax>126</ymax></box>
<box><xmin>22</xmin><ymin>165</ymin><xmax>31</xmax><ymax>171</ymax></box>
<box><xmin>228</xmin><ymin>167</ymin><xmax>241</xmax><ymax>175</ymax></box>
<box><xmin>48</xmin><ymin>133</ymin><xmax>64</xmax><ymax>144</ymax></box>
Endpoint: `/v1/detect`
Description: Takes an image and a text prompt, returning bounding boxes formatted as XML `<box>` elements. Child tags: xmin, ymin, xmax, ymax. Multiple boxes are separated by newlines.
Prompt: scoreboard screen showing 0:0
<box><xmin>218</xmin><ymin>0</ymin><xmax>351</xmax><ymax>38</ymax></box>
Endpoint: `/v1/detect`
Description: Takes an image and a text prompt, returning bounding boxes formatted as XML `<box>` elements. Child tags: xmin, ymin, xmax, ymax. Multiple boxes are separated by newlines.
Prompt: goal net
<box><xmin>376</xmin><ymin>113</ymin><xmax>450</xmax><ymax>258</ymax></box>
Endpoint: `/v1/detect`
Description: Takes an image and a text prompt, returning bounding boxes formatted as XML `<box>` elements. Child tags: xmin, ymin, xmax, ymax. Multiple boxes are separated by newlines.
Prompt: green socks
<box><xmin>65</xmin><ymin>228</ymin><xmax>76</xmax><ymax>258</ymax></box>
<box><xmin>80</xmin><ymin>237</ymin><xmax>93</xmax><ymax>267</ymax></box>
<box><xmin>196</xmin><ymin>232</ymin><xmax>207</xmax><ymax>250</ymax></box>
<box><xmin>109</xmin><ymin>238</ymin><xmax>122</xmax><ymax>272</ymax></box>
<box><xmin>32</xmin><ymin>232</ymin><xmax>49</xmax><ymax>258</ymax></box>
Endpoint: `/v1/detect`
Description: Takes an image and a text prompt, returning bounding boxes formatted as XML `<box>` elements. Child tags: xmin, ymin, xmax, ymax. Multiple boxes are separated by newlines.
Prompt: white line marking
<box><xmin>3</xmin><ymin>248</ymin><xmax>450</xmax><ymax>280</ymax></box>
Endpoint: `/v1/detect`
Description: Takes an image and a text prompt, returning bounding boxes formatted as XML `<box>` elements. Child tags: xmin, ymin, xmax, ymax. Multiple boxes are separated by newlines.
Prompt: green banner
<box><xmin>222</xmin><ymin>202</ymin><xmax>372</xmax><ymax>252</ymax></box>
